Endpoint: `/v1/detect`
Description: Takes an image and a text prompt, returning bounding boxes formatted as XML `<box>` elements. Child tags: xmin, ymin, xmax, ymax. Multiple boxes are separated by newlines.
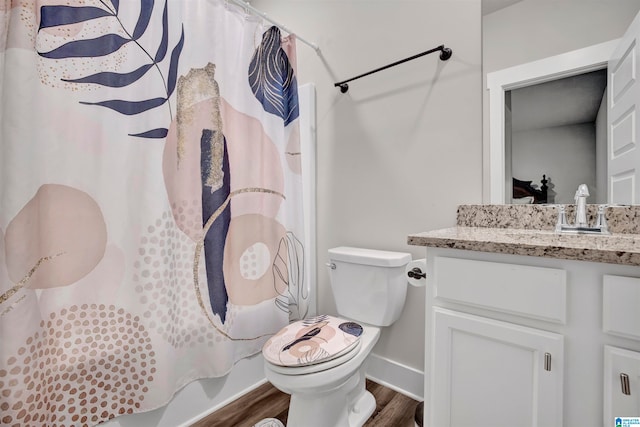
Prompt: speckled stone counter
<box><xmin>456</xmin><ymin>204</ymin><xmax>640</xmax><ymax>234</ymax></box>
<box><xmin>408</xmin><ymin>205</ymin><xmax>640</xmax><ymax>266</ymax></box>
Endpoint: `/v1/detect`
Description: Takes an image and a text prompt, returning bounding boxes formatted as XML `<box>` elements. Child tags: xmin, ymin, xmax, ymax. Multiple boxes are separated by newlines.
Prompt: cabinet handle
<box><xmin>544</xmin><ymin>352</ymin><xmax>551</xmax><ymax>371</ymax></box>
<box><xmin>621</xmin><ymin>373</ymin><xmax>631</xmax><ymax>396</ymax></box>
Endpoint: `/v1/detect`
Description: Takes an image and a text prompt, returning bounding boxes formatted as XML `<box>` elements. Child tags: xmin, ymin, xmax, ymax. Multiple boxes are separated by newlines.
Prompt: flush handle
<box><xmin>325</xmin><ymin>262</ymin><xmax>336</xmax><ymax>270</ymax></box>
<box><xmin>621</xmin><ymin>373</ymin><xmax>631</xmax><ymax>396</ymax></box>
<box><xmin>544</xmin><ymin>353</ymin><xmax>552</xmax><ymax>371</ymax></box>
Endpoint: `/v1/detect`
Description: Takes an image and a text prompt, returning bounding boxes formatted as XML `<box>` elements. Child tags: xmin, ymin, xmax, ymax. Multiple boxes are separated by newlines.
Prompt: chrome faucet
<box><xmin>574</xmin><ymin>184</ymin><xmax>589</xmax><ymax>227</ymax></box>
<box><xmin>555</xmin><ymin>184</ymin><xmax>609</xmax><ymax>234</ymax></box>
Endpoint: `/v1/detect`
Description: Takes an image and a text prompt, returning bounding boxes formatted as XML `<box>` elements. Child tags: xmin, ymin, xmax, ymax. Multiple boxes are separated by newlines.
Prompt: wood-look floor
<box><xmin>191</xmin><ymin>379</ymin><xmax>420</xmax><ymax>427</ymax></box>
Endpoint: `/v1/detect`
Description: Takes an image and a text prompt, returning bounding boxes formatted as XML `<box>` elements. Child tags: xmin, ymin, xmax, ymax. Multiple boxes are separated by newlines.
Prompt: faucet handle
<box><xmin>555</xmin><ymin>205</ymin><xmax>568</xmax><ymax>232</ymax></box>
<box><xmin>595</xmin><ymin>205</ymin><xmax>609</xmax><ymax>232</ymax></box>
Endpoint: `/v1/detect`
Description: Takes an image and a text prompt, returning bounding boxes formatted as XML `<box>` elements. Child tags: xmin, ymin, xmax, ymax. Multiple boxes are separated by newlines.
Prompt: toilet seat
<box><xmin>266</xmin><ymin>340</ymin><xmax>362</xmax><ymax>375</ymax></box>
<box><xmin>262</xmin><ymin>315</ymin><xmax>364</xmax><ymax>373</ymax></box>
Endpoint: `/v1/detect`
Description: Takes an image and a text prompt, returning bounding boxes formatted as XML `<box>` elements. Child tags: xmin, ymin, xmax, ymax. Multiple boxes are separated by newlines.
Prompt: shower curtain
<box><xmin>0</xmin><ymin>1</ymin><xmax>307</xmax><ymax>425</ymax></box>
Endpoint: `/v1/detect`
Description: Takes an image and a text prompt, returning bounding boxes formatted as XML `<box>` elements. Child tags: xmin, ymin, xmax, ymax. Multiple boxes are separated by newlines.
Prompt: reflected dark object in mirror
<box><xmin>513</xmin><ymin>174</ymin><xmax>548</xmax><ymax>204</ymax></box>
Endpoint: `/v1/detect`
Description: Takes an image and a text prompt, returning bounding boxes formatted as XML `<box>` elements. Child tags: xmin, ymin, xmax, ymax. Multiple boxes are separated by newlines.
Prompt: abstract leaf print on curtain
<box><xmin>249</xmin><ymin>26</ymin><xmax>299</xmax><ymax>126</ymax></box>
<box><xmin>37</xmin><ymin>0</ymin><xmax>184</xmax><ymax>138</ymax></box>
<box><xmin>0</xmin><ymin>1</ymin><xmax>306</xmax><ymax>426</ymax></box>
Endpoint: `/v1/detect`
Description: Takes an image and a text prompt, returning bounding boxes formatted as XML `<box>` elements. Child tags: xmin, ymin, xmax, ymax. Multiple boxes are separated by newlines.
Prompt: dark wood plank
<box><xmin>364</xmin><ymin>379</ymin><xmax>418</xmax><ymax>427</ymax></box>
<box><xmin>192</xmin><ymin>379</ymin><xmax>420</xmax><ymax>427</ymax></box>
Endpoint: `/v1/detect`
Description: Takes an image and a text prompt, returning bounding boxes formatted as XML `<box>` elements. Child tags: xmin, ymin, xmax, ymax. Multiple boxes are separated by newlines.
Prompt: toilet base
<box><xmin>283</xmin><ymin>368</ymin><xmax>374</xmax><ymax>427</ymax></box>
<box><xmin>348</xmin><ymin>389</ymin><xmax>376</xmax><ymax>426</ymax></box>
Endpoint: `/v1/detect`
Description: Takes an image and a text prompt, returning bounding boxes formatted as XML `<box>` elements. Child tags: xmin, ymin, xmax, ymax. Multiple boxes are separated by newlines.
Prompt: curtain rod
<box><xmin>334</xmin><ymin>45</ymin><xmax>452</xmax><ymax>93</ymax></box>
<box><xmin>228</xmin><ymin>0</ymin><xmax>320</xmax><ymax>53</ymax></box>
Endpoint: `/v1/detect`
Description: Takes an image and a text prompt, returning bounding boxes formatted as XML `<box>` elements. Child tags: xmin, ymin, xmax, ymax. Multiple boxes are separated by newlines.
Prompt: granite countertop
<box><xmin>408</xmin><ymin>205</ymin><xmax>640</xmax><ymax>266</ymax></box>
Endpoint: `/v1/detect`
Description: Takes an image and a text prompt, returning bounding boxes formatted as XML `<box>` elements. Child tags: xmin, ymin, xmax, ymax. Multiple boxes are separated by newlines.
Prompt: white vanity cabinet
<box><xmin>422</xmin><ymin>247</ymin><xmax>640</xmax><ymax>427</ymax></box>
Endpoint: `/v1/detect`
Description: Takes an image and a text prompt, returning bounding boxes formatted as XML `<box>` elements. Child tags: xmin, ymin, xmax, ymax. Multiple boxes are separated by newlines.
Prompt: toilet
<box><xmin>262</xmin><ymin>246</ymin><xmax>412</xmax><ymax>427</ymax></box>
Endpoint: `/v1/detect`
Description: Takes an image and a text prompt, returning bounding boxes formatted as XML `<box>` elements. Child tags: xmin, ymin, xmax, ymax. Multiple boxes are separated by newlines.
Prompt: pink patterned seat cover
<box><xmin>262</xmin><ymin>315</ymin><xmax>364</xmax><ymax>367</ymax></box>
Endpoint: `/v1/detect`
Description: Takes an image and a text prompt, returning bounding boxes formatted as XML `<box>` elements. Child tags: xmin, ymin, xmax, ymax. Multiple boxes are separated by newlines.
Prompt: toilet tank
<box><xmin>328</xmin><ymin>247</ymin><xmax>412</xmax><ymax>327</ymax></box>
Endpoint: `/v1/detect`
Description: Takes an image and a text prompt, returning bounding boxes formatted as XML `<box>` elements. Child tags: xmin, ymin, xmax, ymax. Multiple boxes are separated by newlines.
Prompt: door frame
<box><xmin>486</xmin><ymin>39</ymin><xmax>619</xmax><ymax>204</ymax></box>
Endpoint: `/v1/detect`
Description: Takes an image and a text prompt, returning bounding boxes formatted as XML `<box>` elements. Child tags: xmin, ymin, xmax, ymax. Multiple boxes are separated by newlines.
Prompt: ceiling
<box><xmin>510</xmin><ymin>69</ymin><xmax>608</xmax><ymax>132</ymax></box>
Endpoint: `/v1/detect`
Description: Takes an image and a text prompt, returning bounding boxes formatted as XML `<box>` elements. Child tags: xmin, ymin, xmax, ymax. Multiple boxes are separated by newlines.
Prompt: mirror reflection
<box><xmin>508</xmin><ymin>69</ymin><xmax>607</xmax><ymax>204</ymax></box>
<box><xmin>482</xmin><ymin>0</ymin><xmax>640</xmax><ymax>205</ymax></box>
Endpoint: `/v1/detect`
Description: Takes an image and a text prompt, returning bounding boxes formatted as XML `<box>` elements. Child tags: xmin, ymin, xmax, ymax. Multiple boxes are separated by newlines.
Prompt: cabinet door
<box><xmin>604</xmin><ymin>346</ymin><xmax>640</xmax><ymax>425</ymax></box>
<box><xmin>429</xmin><ymin>308</ymin><xmax>564</xmax><ymax>427</ymax></box>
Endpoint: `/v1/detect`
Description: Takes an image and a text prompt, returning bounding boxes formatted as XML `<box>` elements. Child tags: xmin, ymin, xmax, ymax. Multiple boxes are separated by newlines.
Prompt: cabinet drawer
<box><xmin>433</xmin><ymin>257</ymin><xmax>567</xmax><ymax>323</ymax></box>
<box><xmin>603</xmin><ymin>275</ymin><xmax>640</xmax><ymax>339</ymax></box>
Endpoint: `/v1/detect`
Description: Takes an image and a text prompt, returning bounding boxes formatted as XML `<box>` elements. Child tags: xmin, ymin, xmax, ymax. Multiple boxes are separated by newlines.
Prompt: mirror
<box><xmin>482</xmin><ymin>0</ymin><xmax>640</xmax><ymax>204</ymax></box>
<box><xmin>509</xmin><ymin>70</ymin><xmax>607</xmax><ymax>204</ymax></box>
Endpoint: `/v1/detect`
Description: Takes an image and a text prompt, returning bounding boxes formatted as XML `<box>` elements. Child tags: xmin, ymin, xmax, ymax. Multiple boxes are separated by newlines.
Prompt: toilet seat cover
<box><xmin>262</xmin><ymin>315</ymin><xmax>364</xmax><ymax>367</ymax></box>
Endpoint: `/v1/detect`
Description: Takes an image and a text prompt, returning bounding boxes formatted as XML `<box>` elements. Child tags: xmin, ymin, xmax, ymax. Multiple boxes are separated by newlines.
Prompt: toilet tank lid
<box><xmin>328</xmin><ymin>247</ymin><xmax>411</xmax><ymax>267</ymax></box>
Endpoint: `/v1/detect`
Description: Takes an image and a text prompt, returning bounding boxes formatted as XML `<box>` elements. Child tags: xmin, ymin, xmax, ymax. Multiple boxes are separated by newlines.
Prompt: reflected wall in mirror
<box><xmin>482</xmin><ymin>0</ymin><xmax>640</xmax><ymax>205</ymax></box>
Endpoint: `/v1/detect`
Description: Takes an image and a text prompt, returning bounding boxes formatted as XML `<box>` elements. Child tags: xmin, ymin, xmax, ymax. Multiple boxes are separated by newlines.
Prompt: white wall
<box><xmin>482</xmin><ymin>0</ymin><xmax>640</xmax><ymax>201</ymax></box>
<box><xmin>253</xmin><ymin>0</ymin><xmax>483</xmax><ymax>372</ymax></box>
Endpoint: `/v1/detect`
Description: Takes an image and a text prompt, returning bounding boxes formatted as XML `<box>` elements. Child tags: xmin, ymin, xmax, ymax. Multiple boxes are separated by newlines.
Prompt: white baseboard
<box><xmin>365</xmin><ymin>353</ymin><xmax>424</xmax><ymax>402</ymax></box>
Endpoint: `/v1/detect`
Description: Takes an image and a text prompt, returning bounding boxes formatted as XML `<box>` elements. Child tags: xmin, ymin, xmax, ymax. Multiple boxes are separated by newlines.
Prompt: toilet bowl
<box><xmin>262</xmin><ymin>247</ymin><xmax>412</xmax><ymax>427</ymax></box>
